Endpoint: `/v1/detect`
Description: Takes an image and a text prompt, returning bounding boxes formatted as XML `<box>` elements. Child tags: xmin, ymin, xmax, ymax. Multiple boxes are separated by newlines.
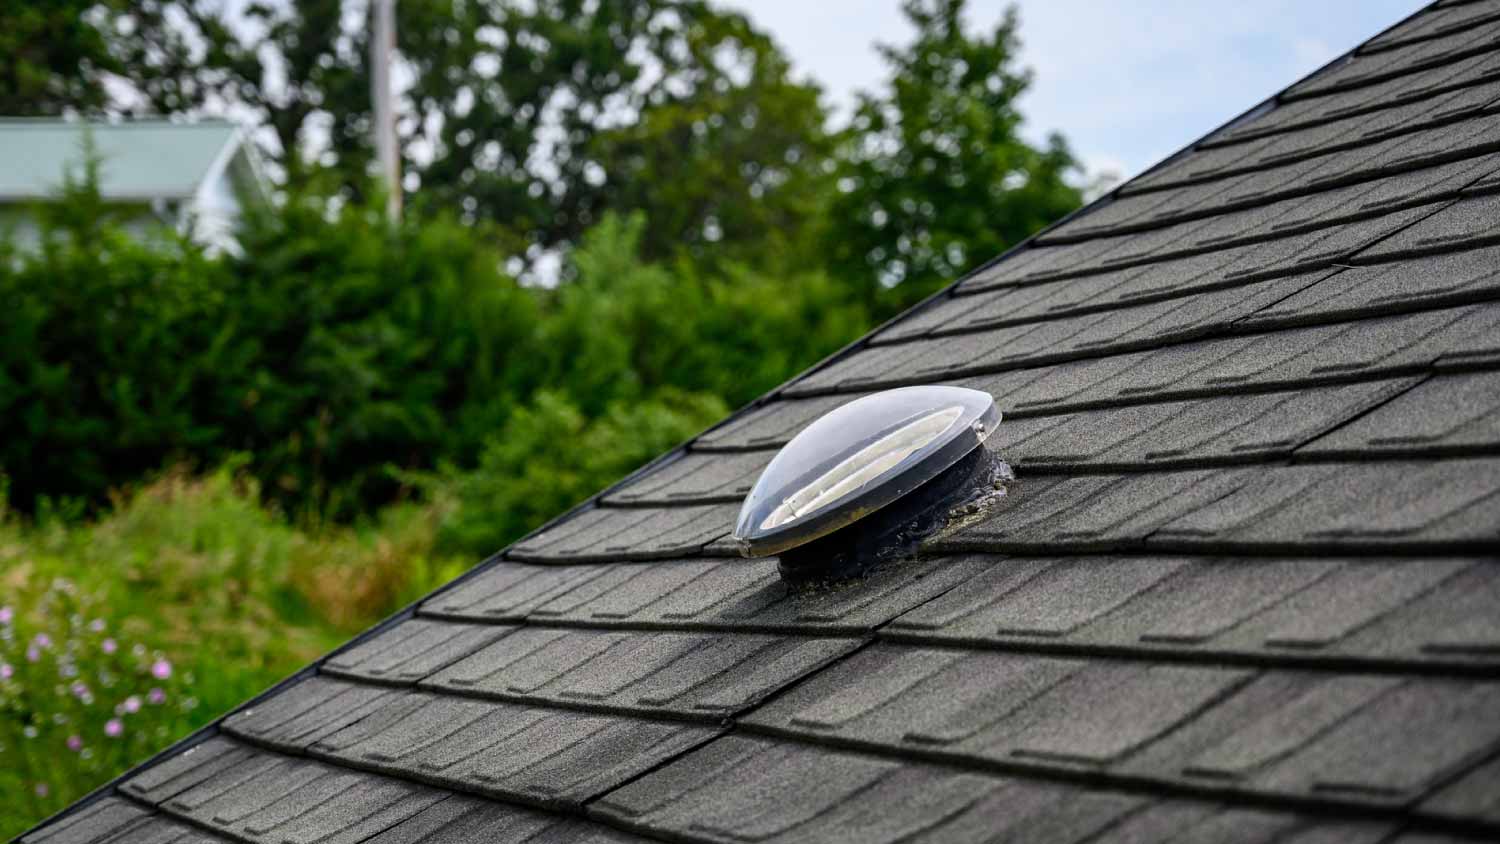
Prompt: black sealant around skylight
<box><xmin>733</xmin><ymin>386</ymin><xmax>1005</xmax><ymax>581</ymax></box>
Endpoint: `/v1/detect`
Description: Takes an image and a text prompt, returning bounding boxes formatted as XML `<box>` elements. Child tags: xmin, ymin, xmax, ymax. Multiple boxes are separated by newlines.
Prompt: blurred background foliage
<box><xmin>0</xmin><ymin>0</ymin><xmax>1083</xmax><ymax>827</ymax></box>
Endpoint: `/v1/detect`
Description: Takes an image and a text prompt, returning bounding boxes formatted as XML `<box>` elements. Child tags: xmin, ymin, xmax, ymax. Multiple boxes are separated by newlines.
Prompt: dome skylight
<box><xmin>733</xmin><ymin>385</ymin><xmax>1000</xmax><ymax>560</ymax></box>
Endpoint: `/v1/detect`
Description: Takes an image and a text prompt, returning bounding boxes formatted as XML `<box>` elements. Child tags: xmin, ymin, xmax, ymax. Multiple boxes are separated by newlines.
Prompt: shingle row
<box><xmin>221</xmin><ymin>677</ymin><xmax>719</xmax><ymax>810</ymax></box>
<box><xmin>593</xmin><ymin>734</ymin><xmax>1484</xmax><ymax>844</ymax></box>
<box><xmin>884</xmin><ymin>555</ymin><xmax>1500</xmax><ymax>670</ymax></box>
<box><xmin>933</xmin><ymin>458</ymin><xmax>1500</xmax><ymax>552</ymax></box>
<box><xmin>1285</xmin><ymin>12</ymin><xmax>1500</xmax><ymax>100</ymax></box>
<box><xmin>743</xmin><ymin>646</ymin><xmax>1500</xmax><ymax>824</ymax></box>
<box><xmin>977</xmin><ymin>153</ymin><xmax>1494</xmax><ymax>286</ymax></box>
<box><xmin>322</xmin><ymin>618</ymin><xmax>859</xmax><ymax>719</ymax></box>
<box><xmin>507</xmin><ymin>502</ymin><xmax>738</xmax><ymax>562</ymax></box>
<box><xmin>790</xmin><ymin>294</ymin><xmax>1500</xmax><ymax>398</ymax></box>
<box><xmin>18</xmin><ymin>798</ymin><xmax>227</xmax><ymax>844</ymax></box>
<box><xmin>1210</xmin><ymin>43</ymin><xmax>1500</xmax><ymax>150</ymax></box>
<box><xmin>999</xmin><ymin>107</ymin><xmax>1500</xmax><ymax>250</ymax></box>
<box><xmin>116</xmin><ymin>736</ymin><xmax>649</xmax><ymax>844</ymax></box>
<box><xmin>783</xmin><ymin>296</ymin><xmax>1500</xmax><ymax>400</ymax></box>
<box><xmin>1363</xmin><ymin>1</ymin><xmax>1500</xmax><ymax>54</ymax></box>
<box><xmin>421</xmin><ymin>556</ymin><xmax>989</xmax><ymax>634</ymax></box>
<box><xmin>427</xmin><ymin>626</ymin><xmax>851</xmax><ymax>717</ymax></box>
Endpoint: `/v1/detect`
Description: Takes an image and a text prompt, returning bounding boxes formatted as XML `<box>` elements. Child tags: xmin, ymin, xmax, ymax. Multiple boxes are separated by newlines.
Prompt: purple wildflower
<box><xmin>101</xmin><ymin>638</ymin><xmax>117</xmax><ymax>654</ymax></box>
<box><xmin>25</xmin><ymin>646</ymin><xmax>39</xmax><ymax>663</ymax></box>
<box><xmin>122</xmin><ymin>695</ymin><xmax>141</xmax><ymax>713</ymax></box>
<box><xmin>0</xmin><ymin>606</ymin><xmax>12</xmax><ymax>625</ymax></box>
<box><xmin>104</xmin><ymin>718</ymin><xmax>123</xmax><ymax>738</ymax></box>
<box><xmin>71</xmin><ymin>681</ymin><xmax>89</xmax><ymax>698</ymax></box>
<box><xmin>33</xmin><ymin>633</ymin><xmax>50</xmax><ymax>648</ymax></box>
<box><xmin>147</xmin><ymin>687</ymin><xmax>166</xmax><ymax>705</ymax></box>
<box><xmin>66</xmin><ymin>735</ymin><xmax>83</xmax><ymax>752</ymax></box>
<box><xmin>89</xmin><ymin>619</ymin><xmax>105</xmax><ymax>633</ymax></box>
<box><xmin>0</xmin><ymin>663</ymin><xmax>11</xmax><ymax>680</ymax></box>
<box><xmin>150</xmin><ymin>658</ymin><xmax>172</xmax><ymax>680</ymax></box>
<box><xmin>34</xmin><ymin>782</ymin><xmax>48</xmax><ymax>797</ymax></box>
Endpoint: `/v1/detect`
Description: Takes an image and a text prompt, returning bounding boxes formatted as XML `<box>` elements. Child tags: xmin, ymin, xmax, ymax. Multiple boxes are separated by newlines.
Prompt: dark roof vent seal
<box><xmin>733</xmin><ymin>385</ymin><xmax>1007</xmax><ymax>584</ymax></box>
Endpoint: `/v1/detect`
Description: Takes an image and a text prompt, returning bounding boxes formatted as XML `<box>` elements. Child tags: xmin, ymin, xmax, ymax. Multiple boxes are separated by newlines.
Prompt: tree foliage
<box><xmin>830</xmin><ymin>0</ymin><xmax>1082</xmax><ymax>315</ymax></box>
<box><xmin>90</xmin><ymin>0</ymin><xmax>834</xmax><ymax>273</ymax></box>
<box><xmin>0</xmin><ymin>1</ymin><xmax>123</xmax><ymax>115</ymax></box>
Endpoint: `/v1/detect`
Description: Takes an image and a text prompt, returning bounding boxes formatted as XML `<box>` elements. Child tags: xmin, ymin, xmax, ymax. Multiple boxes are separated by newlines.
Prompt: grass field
<box><xmin>0</xmin><ymin>467</ymin><xmax>467</xmax><ymax>836</ymax></box>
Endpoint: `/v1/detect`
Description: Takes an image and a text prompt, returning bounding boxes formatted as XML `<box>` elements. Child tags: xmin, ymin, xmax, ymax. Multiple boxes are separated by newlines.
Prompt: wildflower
<box><xmin>101</xmin><ymin>638</ymin><xmax>117</xmax><ymax>654</ymax></box>
<box><xmin>25</xmin><ymin>646</ymin><xmax>39</xmax><ymax>663</ymax></box>
<box><xmin>34</xmin><ymin>782</ymin><xmax>48</xmax><ymax>797</ymax></box>
<box><xmin>0</xmin><ymin>663</ymin><xmax>11</xmax><ymax>680</ymax></box>
<box><xmin>122</xmin><ymin>695</ymin><xmax>141</xmax><ymax>714</ymax></box>
<box><xmin>104</xmin><ymin>719</ymin><xmax>123</xmax><ymax>738</ymax></box>
<box><xmin>89</xmin><ymin>619</ymin><xmax>105</xmax><ymax>633</ymax></box>
<box><xmin>71</xmin><ymin>681</ymin><xmax>89</xmax><ymax>698</ymax></box>
<box><xmin>147</xmin><ymin>688</ymin><xmax>166</xmax><ymax>705</ymax></box>
<box><xmin>66</xmin><ymin>735</ymin><xmax>82</xmax><ymax>752</ymax></box>
<box><xmin>151</xmin><ymin>658</ymin><xmax>172</xmax><ymax>680</ymax></box>
<box><xmin>0</xmin><ymin>606</ymin><xmax>12</xmax><ymax>625</ymax></box>
<box><xmin>33</xmin><ymin>633</ymin><xmax>51</xmax><ymax>649</ymax></box>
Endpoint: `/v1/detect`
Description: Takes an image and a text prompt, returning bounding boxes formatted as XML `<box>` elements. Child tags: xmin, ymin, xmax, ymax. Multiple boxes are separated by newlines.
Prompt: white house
<box><xmin>0</xmin><ymin>118</ymin><xmax>270</xmax><ymax>254</ymax></box>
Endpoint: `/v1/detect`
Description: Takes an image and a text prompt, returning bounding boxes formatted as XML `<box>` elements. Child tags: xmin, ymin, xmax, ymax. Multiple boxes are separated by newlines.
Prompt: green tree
<box><xmin>828</xmin><ymin>0</ymin><xmax>1083</xmax><ymax>316</ymax></box>
<box><xmin>0</xmin><ymin>1</ymin><xmax>122</xmax><ymax>114</ymax></box>
<box><xmin>102</xmin><ymin>0</ymin><xmax>833</xmax><ymax>272</ymax></box>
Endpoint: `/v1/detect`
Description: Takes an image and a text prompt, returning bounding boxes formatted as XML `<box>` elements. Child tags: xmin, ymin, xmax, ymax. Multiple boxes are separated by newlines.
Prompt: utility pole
<box><xmin>371</xmin><ymin>0</ymin><xmax>401</xmax><ymax>221</ymax></box>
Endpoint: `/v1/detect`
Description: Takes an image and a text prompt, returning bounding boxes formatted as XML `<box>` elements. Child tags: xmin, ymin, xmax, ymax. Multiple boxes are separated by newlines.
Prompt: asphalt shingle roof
<box><xmin>23</xmin><ymin>2</ymin><xmax>1500</xmax><ymax>842</ymax></box>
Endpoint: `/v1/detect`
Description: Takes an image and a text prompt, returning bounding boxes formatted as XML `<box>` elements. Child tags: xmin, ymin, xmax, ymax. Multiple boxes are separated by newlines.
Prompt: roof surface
<box><xmin>23</xmin><ymin>2</ymin><xmax>1500</xmax><ymax>842</ymax></box>
<box><xmin>0</xmin><ymin>119</ymin><xmax>242</xmax><ymax>201</ymax></box>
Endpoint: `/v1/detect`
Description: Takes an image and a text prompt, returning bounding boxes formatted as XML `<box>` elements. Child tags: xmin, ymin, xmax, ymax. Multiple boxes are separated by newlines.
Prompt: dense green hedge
<box><xmin>0</xmin><ymin>187</ymin><xmax>871</xmax><ymax>538</ymax></box>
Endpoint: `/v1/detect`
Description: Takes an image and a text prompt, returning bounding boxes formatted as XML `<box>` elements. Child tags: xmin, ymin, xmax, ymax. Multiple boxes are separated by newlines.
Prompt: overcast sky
<box><xmin>733</xmin><ymin>0</ymin><xmax>1427</xmax><ymax>184</ymax></box>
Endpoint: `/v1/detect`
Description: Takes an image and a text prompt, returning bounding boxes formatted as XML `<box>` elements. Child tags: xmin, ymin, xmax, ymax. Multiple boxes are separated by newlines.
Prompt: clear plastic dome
<box><xmin>733</xmin><ymin>385</ymin><xmax>999</xmax><ymax>557</ymax></box>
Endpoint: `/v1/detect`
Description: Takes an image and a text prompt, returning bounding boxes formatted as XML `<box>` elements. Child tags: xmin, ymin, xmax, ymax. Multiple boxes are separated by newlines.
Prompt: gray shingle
<box><xmin>1366</xmin><ymin>3</ymin><xmax>1500</xmax><ymax>52</ymax></box>
<box><xmin>1302</xmin><ymin>371</ymin><xmax>1500</xmax><ymax>456</ymax></box>
<box><xmin>424</xmin><ymin>626</ymin><xmax>855</xmax><ymax>718</ymax></box>
<box><xmin>1286</xmin><ymin>19</ymin><xmax>1500</xmax><ymax>100</ymax></box>
<box><xmin>1358</xmin><ymin>191</ymin><xmax>1500</xmax><ymax>259</ymax></box>
<box><xmin>1151</xmin><ymin>458</ymin><xmax>1500</xmax><ymax>547</ymax></box>
<box><xmin>19</xmin><ymin>799</ymin><xmax>153</xmax><ymax>844</ymax></box>
<box><xmin>930</xmin><ymin>459</ymin><xmax>1500</xmax><ymax>552</ymax></box>
<box><xmin>123</xmin><ymin>736</ymin><xmax>255</xmax><ymax>804</ymax></box>
<box><xmin>745</xmin><ymin>645</ymin><xmax>1500</xmax><ymax>817</ymax></box>
<box><xmin>220</xmin><ymin>676</ymin><xmax>399</xmax><ymax>752</ymax></box>
<box><xmin>498</xmin><ymin>555</ymin><xmax>992</xmax><ymax>633</ymax></box>
<box><xmin>323</xmin><ymin>619</ymin><xmax>516</xmax><ymax>685</ymax></box>
<box><xmin>694</xmin><ymin>394</ymin><xmax>861</xmax><ymax>452</ymax></box>
<box><xmin>422</xmin><ymin>561</ymin><xmax>610</xmax><ymax>621</ymax></box>
<box><xmin>991</xmin><ymin>378</ymin><xmax>1413</xmax><ymax>468</ymax></box>
<box><xmin>593</xmin><ymin>734</ymin><xmax>1408</xmax><ymax>844</ymax></box>
<box><xmin>1243</xmin><ymin>243</ymin><xmax>1500</xmax><ymax>327</ymax></box>
<box><xmin>1421</xmin><ymin>754</ymin><xmax>1500</xmax><ymax>824</ymax></box>
<box><xmin>604</xmin><ymin>450</ymin><xmax>769</xmax><ymax>505</ymax></box>
<box><xmin>508</xmin><ymin>502</ymin><xmax>738</xmax><ymax>562</ymax></box>
<box><xmin>363</xmin><ymin>795</ymin><xmax>651</xmax><ymax>844</ymax></box>
<box><xmin>301</xmin><ymin>684</ymin><xmax>718</xmax><ymax>809</ymax></box>
<box><xmin>929</xmin><ymin>467</ymin><xmax>1255</xmax><ymax>550</ymax></box>
<box><xmin>887</xmin><ymin>554</ymin><xmax>1499</xmax><ymax>668</ymax></box>
<box><xmin>157</xmin><ymin>744</ymin><xmax>446</xmax><ymax>844</ymax></box>
<box><xmin>591</xmin><ymin>735</ymin><xmax>1115</xmax><ymax>844</ymax></box>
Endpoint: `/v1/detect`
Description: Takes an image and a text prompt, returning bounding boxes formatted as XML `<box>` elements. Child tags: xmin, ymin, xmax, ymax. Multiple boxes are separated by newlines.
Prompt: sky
<box><xmin>732</xmin><ymin>0</ymin><xmax>1427</xmax><ymax>185</ymax></box>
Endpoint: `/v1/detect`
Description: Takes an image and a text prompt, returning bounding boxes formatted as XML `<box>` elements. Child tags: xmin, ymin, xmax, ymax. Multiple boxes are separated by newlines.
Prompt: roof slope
<box><xmin>23</xmin><ymin>2</ymin><xmax>1500</xmax><ymax>842</ymax></box>
<box><xmin>0</xmin><ymin>119</ymin><xmax>243</xmax><ymax>201</ymax></box>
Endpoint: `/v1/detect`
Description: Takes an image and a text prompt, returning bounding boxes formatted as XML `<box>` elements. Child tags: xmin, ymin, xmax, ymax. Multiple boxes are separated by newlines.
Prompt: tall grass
<box><xmin>0</xmin><ymin>466</ymin><xmax>465</xmax><ymax>836</ymax></box>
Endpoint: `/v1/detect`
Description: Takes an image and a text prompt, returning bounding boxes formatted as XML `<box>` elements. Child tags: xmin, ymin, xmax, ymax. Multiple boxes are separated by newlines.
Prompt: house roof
<box><xmin>22</xmin><ymin>1</ymin><xmax>1500</xmax><ymax>843</ymax></box>
<box><xmin>0</xmin><ymin>119</ymin><xmax>252</xmax><ymax>203</ymax></box>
